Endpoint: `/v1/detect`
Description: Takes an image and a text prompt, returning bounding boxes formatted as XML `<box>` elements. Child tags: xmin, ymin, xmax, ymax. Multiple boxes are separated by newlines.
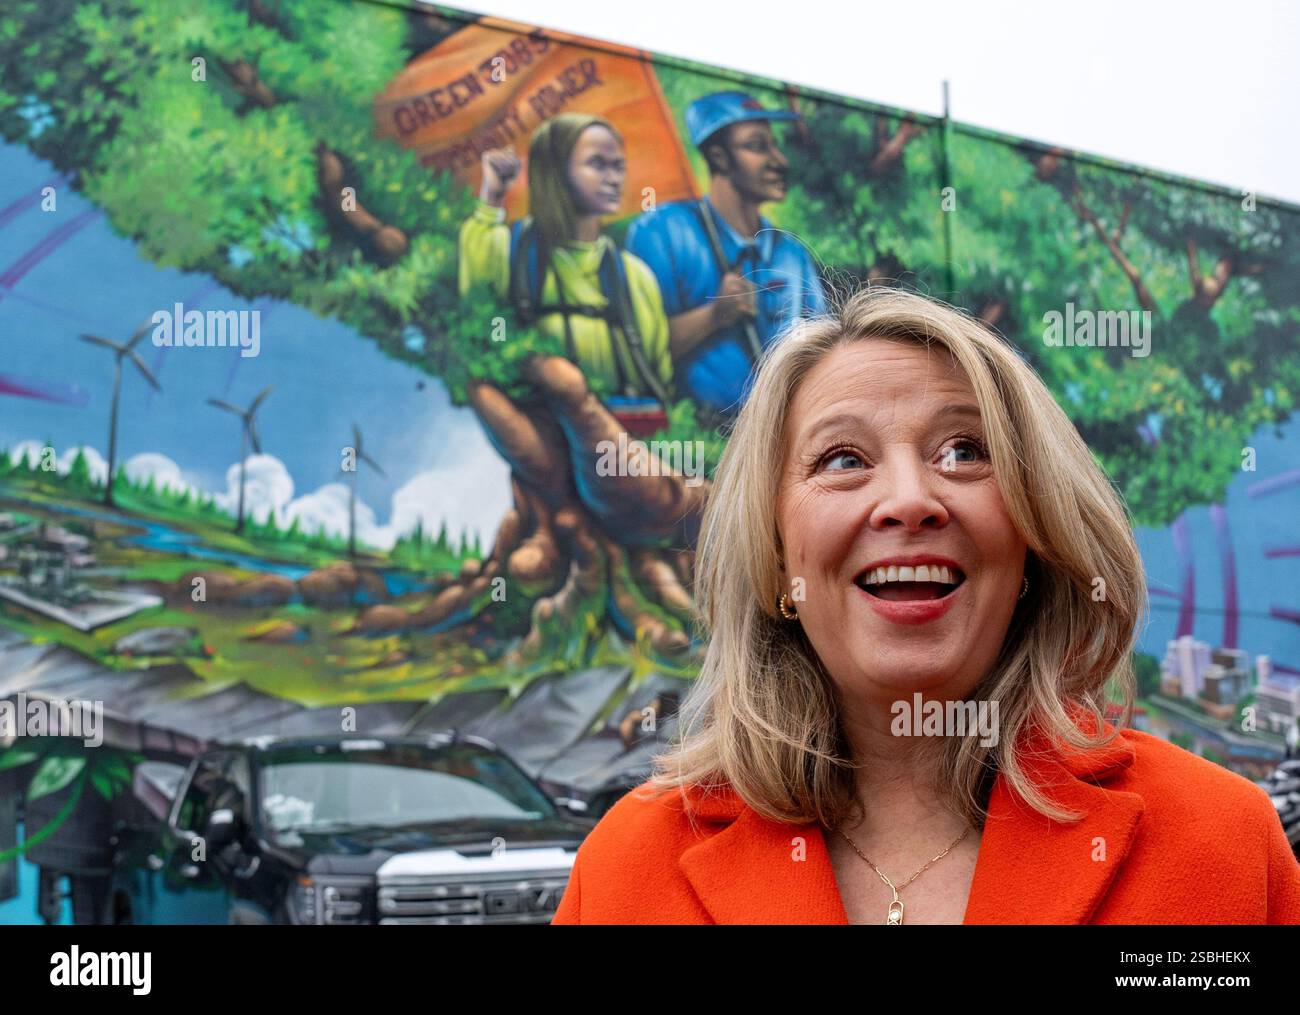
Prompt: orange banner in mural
<box><xmin>373</xmin><ymin>16</ymin><xmax>699</xmax><ymax>221</ymax></box>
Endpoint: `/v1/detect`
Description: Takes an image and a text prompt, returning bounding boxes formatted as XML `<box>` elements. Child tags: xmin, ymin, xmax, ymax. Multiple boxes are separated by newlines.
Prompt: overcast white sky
<box><xmin>463</xmin><ymin>0</ymin><xmax>1300</xmax><ymax>206</ymax></box>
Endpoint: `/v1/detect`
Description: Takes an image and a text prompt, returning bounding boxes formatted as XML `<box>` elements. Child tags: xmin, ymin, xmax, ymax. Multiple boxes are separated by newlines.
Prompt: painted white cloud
<box><xmin>381</xmin><ymin>458</ymin><xmax>512</xmax><ymax>553</ymax></box>
<box><xmin>273</xmin><ymin>462</ymin><xmax>513</xmax><ymax>553</ymax></box>
<box><xmin>281</xmin><ymin>482</ymin><xmax>372</xmax><ymax>545</ymax></box>
<box><xmin>8</xmin><ymin>439</ymin><xmax>512</xmax><ymax>555</ymax></box>
<box><xmin>214</xmin><ymin>454</ymin><xmax>295</xmax><ymax>524</ymax></box>
<box><xmin>214</xmin><ymin>452</ymin><xmax>513</xmax><ymax>553</ymax></box>
<box><xmin>242</xmin><ymin>454</ymin><xmax>512</xmax><ymax>553</ymax></box>
<box><xmin>123</xmin><ymin>452</ymin><xmax>194</xmax><ymax>494</ymax></box>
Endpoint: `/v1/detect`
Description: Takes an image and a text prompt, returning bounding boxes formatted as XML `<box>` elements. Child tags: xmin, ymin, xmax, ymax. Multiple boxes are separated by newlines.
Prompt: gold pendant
<box><xmin>886</xmin><ymin>899</ymin><xmax>903</xmax><ymax>925</ymax></box>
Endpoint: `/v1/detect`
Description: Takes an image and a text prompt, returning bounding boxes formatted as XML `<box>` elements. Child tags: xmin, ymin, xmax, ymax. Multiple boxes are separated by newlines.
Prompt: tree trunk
<box><xmin>352</xmin><ymin>356</ymin><xmax>709</xmax><ymax>664</ymax></box>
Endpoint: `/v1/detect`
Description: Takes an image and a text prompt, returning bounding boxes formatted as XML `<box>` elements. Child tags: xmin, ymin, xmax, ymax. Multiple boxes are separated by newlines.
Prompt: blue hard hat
<box><xmin>684</xmin><ymin>90</ymin><xmax>801</xmax><ymax>148</ymax></box>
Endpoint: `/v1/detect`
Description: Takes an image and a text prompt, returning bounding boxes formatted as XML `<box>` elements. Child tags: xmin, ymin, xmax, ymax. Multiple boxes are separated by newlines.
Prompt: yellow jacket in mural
<box><xmin>457</xmin><ymin>199</ymin><xmax>673</xmax><ymax>399</ymax></box>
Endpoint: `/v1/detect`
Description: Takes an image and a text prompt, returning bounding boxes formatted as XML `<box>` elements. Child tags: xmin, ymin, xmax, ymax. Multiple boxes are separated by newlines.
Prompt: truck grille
<box><xmin>376</xmin><ymin>872</ymin><xmax>570</xmax><ymax>925</ymax></box>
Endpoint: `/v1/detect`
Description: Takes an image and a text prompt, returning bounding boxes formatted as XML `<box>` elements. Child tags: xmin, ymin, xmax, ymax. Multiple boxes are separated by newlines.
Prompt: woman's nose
<box><xmin>868</xmin><ymin>455</ymin><xmax>949</xmax><ymax>530</ymax></box>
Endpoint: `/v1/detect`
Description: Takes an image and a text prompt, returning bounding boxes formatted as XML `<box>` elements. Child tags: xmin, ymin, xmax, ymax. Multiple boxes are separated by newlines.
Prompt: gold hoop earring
<box><xmin>778</xmin><ymin>593</ymin><xmax>799</xmax><ymax>620</ymax></box>
<box><xmin>1018</xmin><ymin>577</ymin><xmax>1029</xmax><ymax>600</ymax></box>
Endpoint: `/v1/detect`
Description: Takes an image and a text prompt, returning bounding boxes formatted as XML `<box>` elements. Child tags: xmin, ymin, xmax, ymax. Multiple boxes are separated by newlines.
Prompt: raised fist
<box><xmin>480</xmin><ymin>147</ymin><xmax>522</xmax><ymax>205</ymax></box>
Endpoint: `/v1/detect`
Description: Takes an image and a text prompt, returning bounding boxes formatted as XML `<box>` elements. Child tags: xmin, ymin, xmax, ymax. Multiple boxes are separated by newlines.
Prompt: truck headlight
<box><xmin>289</xmin><ymin>875</ymin><xmax>373</xmax><ymax>924</ymax></box>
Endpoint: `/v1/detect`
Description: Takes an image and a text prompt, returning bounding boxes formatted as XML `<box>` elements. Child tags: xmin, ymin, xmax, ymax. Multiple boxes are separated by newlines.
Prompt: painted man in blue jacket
<box><xmin>626</xmin><ymin>91</ymin><xmax>827</xmax><ymax>419</ymax></box>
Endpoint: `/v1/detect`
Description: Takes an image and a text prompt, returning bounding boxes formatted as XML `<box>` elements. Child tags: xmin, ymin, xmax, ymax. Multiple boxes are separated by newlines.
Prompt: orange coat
<box><xmin>552</xmin><ymin>723</ymin><xmax>1300</xmax><ymax>924</ymax></box>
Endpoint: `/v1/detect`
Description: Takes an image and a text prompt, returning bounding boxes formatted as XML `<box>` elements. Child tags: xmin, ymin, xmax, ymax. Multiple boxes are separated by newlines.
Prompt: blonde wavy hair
<box><xmin>643</xmin><ymin>285</ymin><xmax>1146</xmax><ymax>830</ymax></box>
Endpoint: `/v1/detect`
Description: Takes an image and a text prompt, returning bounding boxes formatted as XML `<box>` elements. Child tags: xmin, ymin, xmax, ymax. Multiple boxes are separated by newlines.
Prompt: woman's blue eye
<box><xmin>945</xmin><ymin>439</ymin><xmax>987</xmax><ymax>464</ymax></box>
<box><xmin>823</xmin><ymin>450</ymin><xmax>864</xmax><ymax>471</ymax></box>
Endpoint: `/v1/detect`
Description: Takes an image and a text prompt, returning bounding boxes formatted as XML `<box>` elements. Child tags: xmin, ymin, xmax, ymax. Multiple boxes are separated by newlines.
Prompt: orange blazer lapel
<box><xmin>677</xmin><ymin>716</ymin><xmax>1144</xmax><ymax>925</ymax></box>
<box><xmin>962</xmin><ymin>725</ymin><xmax>1145</xmax><ymax>924</ymax></box>
<box><xmin>678</xmin><ymin>786</ymin><xmax>849</xmax><ymax>924</ymax></box>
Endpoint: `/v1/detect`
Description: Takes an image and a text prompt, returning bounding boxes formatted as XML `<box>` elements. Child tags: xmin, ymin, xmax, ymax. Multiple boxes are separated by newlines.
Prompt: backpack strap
<box><xmin>508</xmin><ymin>217</ymin><xmax>540</xmax><ymax>321</ymax></box>
<box><xmin>555</xmin><ymin>265</ymin><xmax>631</xmax><ymax>396</ymax></box>
<box><xmin>598</xmin><ymin>241</ymin><xmax>671</xmax><ymax>406</ymax></box>
<box><xmin>692</xmin><ymin>198</ymin><xmax>764</xmax><ymax>363</ymax></box>
<box><xmin>510</xmin><ymin>217</ymin><xmax>578</xmax><ymax>364</ymax></box>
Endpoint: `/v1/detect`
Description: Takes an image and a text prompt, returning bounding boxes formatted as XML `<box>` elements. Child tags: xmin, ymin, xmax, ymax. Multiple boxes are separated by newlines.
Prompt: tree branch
<box><xmin>1187</xmin><ymin>237</ymin><xmax>1252</xmax><ymax>311</ymax></box>
<box><xmin>1070</xmin><ymin>184</ymin><xmax>1157</xmax><ymax>313</ymax></box>
<box><xmin>868</xmin><ymin>116</ymin><xmax>926</xmax><ymax>179</ymax></box>
<box><xmin>315</xmin><ymin>142</ymin><xmax>409</xmax><ymax>265</ymax></box>
<box><xmin>217</xmin><ymin>58</ymin><xmax>277</xmax><ymax>111</ymax></box>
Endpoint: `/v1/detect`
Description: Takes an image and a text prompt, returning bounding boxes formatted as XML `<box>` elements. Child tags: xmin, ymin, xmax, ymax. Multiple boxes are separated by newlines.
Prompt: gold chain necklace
<box><xmin>838</xmin><ymin>825</ymin><xmax>971</xmax><ymax>925</ymax></box>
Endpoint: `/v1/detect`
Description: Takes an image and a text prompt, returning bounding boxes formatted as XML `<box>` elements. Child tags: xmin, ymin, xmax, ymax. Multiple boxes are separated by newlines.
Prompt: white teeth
<box><xmin>861</xmin><ymin>565</ymin><xmax>961</xmax><ymax>586</ymax></box>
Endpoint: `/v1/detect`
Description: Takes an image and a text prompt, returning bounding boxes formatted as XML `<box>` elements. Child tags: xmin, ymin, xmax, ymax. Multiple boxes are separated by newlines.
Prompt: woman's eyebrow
<box><xmin>798</xmin><ymin>412</ymin><xmax>865</xmax><ymax>446</ymax></box>
<box><xmin>798</xmin><ymin>403</ymin><xmax>982</xmax><ymax>444</ymax></box>
<box><xmin>937</xmin><ymin>403</ymin><xmax>983</xmax><ymax>424</ymax></box>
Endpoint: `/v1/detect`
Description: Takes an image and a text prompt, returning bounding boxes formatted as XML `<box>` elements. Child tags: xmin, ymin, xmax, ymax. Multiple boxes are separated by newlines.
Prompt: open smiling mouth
<box><xmin>855</xmin><ymin>565</ymin><xmax>967</xmax><ymax>602</ymax></box>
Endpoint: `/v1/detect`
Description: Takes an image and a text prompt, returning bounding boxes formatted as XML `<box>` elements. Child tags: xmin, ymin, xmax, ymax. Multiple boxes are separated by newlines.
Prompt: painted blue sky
<box><xmin>1132</xmin><ymin>415</ymin><xmax>1300</xmax><ymax>675</ymax></box>
<box><xmin>0</xmin><ymin>141</ymin><xmax>511</xmax><ymax>550</ymax></box>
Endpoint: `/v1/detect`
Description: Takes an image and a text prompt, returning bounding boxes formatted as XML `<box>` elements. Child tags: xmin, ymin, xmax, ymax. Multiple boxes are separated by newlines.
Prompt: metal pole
<box><xmin>940</xmin><ymin>80</ymin><xmax>956</xmax><ymax>299</ymax></box>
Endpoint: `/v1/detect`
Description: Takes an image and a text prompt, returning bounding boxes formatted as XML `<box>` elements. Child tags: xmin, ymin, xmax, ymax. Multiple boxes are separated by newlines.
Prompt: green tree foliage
<box><xmin>1</xmin><ymin>0</ymin><xmax>1296</xmax><ymax>564</ymax></box>
<box><xmin>951</xmin><ymin>141</ymin><xmax>1300</xmax><ymax>526</ymax></box>
<box><xmin>0</xmin><ymin>743</ymin><xmax>142</xmax><ymax>862</ymax></box>
<box><xmin>64</xmin><ymin>448</ymin><xmax>95</xmax><ymax>494</ymax></box>
<box><xmin>390</xmin><ymin>515</ymin><xmax>479</xmax><ymax>571</ymax></box>
<box><xmin>0</xmin><ymin>0</ymin><xmax>563</xmax><ymax>407</ymax></box>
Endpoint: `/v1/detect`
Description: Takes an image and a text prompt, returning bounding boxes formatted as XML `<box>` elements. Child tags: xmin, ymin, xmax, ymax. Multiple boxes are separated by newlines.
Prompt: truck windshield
<box><xmin>258</xmin><ymin>742</ymin><xmax>557</xmax><ymax>836</ymax></box>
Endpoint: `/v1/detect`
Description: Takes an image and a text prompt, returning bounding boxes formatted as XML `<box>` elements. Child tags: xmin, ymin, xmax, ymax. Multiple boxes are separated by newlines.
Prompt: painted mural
<box><xmin>1</xmin><ymin>0</ymin><xmax>1298</xmax><ymax>920</ymax></box>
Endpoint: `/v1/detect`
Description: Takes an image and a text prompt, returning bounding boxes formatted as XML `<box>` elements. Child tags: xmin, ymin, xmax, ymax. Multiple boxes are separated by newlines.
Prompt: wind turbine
<box><xmin>346</xmin><ymin>423</ymin><xmax>385</xmax><ymax>558</ymax></box>
<box><xmin>80</xmin><ymin>323</ymin><xmax>161</xmax><ymax>506</ymax></box>
<box><xmin>208</xmin><ymin>386</ymin><xmax>272</xmax><ymax>534</ymax></box>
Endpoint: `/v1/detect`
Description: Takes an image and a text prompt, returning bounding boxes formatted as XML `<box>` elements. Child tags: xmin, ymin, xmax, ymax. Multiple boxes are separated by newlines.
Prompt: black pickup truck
<box><xmin>106</xmin><ymin>732</ymin><xmax>593</xmax><ymax>924</ymax></box>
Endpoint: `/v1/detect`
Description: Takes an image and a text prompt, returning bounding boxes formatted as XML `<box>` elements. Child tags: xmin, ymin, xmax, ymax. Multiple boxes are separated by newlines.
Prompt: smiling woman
<box><xmin>551</xmin><ymin>285</ymin><xmax>1300</xmax><ymax>926</ymax></box>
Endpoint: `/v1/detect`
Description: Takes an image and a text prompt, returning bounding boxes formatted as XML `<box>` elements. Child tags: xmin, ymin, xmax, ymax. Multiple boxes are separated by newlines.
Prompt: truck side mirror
<box><xmin>203</xmin><ymin>807</ymin><xmax>240</xmax><ymax>852</ymax></box>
